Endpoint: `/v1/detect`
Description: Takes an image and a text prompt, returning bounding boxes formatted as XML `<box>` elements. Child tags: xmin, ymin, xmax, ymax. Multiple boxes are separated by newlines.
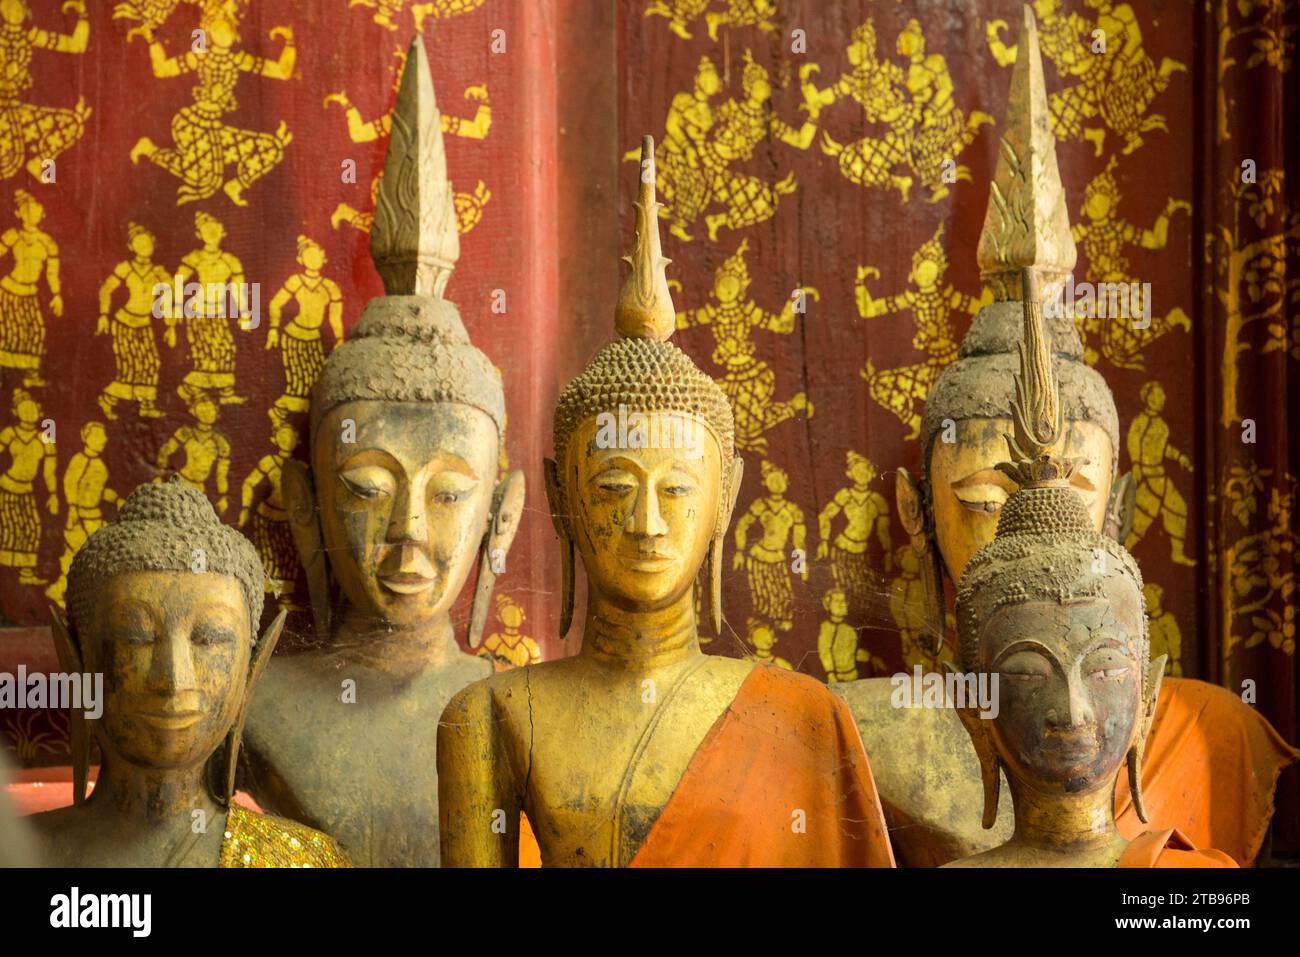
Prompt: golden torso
<box><xmin>453</xmin><ymin>651</ymin><xmax>753</xmax><ymax>867</ymax></box>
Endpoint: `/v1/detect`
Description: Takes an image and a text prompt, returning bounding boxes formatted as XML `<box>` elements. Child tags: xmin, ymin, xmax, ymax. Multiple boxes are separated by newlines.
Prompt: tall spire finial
<box><xmin>615</xmin><ymin>135</ymin><xmax>676</xmax><ymax>341</ymax></box>
<box><xmin>976</xmin><ymin>4</ymin><xmax>1077</xmax><ymax>302</ymax></box>
<box><xmin>997</xmin><ymin>269</ymin><xmax>1079</xmax><ymax>488</ymax></box>
<box><xmin>370</xmin><ymin>34</ymin><xmax>460</xmax><ymax>299</ymax></box>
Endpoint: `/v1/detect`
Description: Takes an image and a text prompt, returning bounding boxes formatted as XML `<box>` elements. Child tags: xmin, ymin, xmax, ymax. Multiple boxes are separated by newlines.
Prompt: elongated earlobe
<box><xmin>469</xmin><ymin>470</ymin><xmax>525</xmax><ymax>647</ymax></box>
<box><xmin>946</xmin><ymin>661</ymin><xmax>1001</xmax><ymax>829</ymax></box>
<box><xmin>705</xmin><ymin>458</ymin><xmax>745</xmax><ymax>639</ymax></box>
<box><xmin>1128</xmin><ymin>654</ymin><xmax>1167</xmax><ymax>824</ymax></box>
<box><xmin>221</xmin><ymin>611</ymin><xmax>287</xmax><ymax>805</ymax></box>
<box><xmin>49</xmin><ymin>606</ymin><xmax>89</xmax><ymax>806</ymax></box>
<box><xmin>543</xmin><ymin>458</ymin><xmax>575</xmax><ymax>639</ymax></box>
<box><xmin>281</xmin><ymin>460</ymin><xmax>330</xmax><ymax>638</ymax></box>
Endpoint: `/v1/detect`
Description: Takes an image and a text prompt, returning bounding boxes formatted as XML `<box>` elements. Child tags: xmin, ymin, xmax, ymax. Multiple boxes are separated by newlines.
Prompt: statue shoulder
<box><xmin>220</xmin><ymin>805</ymin><xmax>350</xmax><ymax>868</ymax></box>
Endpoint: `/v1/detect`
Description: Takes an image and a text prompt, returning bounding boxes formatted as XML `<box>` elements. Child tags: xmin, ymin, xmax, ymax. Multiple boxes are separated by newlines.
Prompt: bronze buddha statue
<box><xmin>831</xmin><ymin>5</ymin><xmax>1123</xmax><ymax>866</ymax></box>
<box><xmin>31</xmin><ymin>480</ymin><xmax>346</xmax><ymax>867</ymax></box>
<box><xmin>945</xmin><ymin>272</ymin><xmax>1232</xmax><ymax>868</ymax></box>
<box><xmin>240</xmin><ymin>36</ymin><xmax>524</xmax><ymax>866</ymax></box>
<box><xmin>437</xmin><ymin>137</ymin><xmax>894</xmax><ymax>868</ymax></box>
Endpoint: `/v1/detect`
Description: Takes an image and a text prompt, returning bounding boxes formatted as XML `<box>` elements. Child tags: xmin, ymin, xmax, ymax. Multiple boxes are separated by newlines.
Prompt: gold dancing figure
<box><xmin>44</xmin><ymin>421</ymin><xmax>117</xmax><ymax>606</ymax></box>
<box><xmin>237</xmin><ymin>421</ymin><xmax>300</xmax><ymax>607</ymax></box>
<box><xmin>0</xmin><ymin>0</ymin><xmax>90</xmax><ymax>182</ymax></box>
<box><xmin>127</xmin><ymin>2</ymin><xmax>294</xmax><ymax>205</ymax></box>
<box><xmin>96</xmin><ymin>223</ymin><xmax>169</xmax><ymax>420</ymax></box>
<box><xmin>169</xmin><ymin>211</ymin><xmax>245</xmax><ymax>406</ymax></box>
<box><xmin>817</xmin><ymin>452</ymin><xmax>891</xmax><ymax>615</ymax></box>
<box><xmin>0</xmin><ymin>388</ymin><xmax>55</xmax><ymax>584</ymax></box>
<box><xmin>0</xmin><ymin>189</ymin><xmax>59</xmax><ymax>387</ymax></box>
<box><xmin>155</xmin><ymin>395</ymin><xmax>232</xmax><ymax>516</ymax></box>
<box><xmin>1126</xmin><ymin>381</ymin><xmax>1194</xmax><ymax>566</ymax></box>
<box><xmin>266</xmin><ymin>235</ymin><xmax>342</xmax><ymax>422</ymax></box>
<box><xmin>732</xmin><ymin>461</ymin><xmax>806</xmax><ymax>631</ymax></box>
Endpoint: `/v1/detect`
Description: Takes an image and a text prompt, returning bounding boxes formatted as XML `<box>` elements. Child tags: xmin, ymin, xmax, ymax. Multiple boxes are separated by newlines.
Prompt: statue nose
<box><xmin>624</xmin><ymin>486</ymin><xmax>668</xmax><ymax>537</ymax></box>
<box><xmin>386</xmin><ymin>486</ymin><xmax>427</xmax><ymax>543</ymax></box>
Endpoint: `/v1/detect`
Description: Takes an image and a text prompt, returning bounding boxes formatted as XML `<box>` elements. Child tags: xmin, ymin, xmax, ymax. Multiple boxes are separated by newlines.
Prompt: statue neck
<box><xmin>332</xmin><ymin>604</ymin><xmax>465</xmax><ymax>673</ymax></box>
<box><xmin>580</xmin><ymin>588</ymin><xmax>701</xmax><ymax>670</ymax></box>
<box><xmin>1006</xmin><ymin>775</ymin><xmax>1123</xmax><ymax>856</ymax></box>
<box><xmin>92</xmin><ymin>750</ymin><xmax>219</xmax><ymax>825</ymax></box>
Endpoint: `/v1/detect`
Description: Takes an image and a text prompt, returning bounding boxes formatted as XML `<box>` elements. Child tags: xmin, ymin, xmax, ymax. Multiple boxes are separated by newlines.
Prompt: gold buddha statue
<box><xmin>437</xmin><ymin>137</ymin><xmax>894</xmax><ymax>868</ymax></box>
<box><xmin>31</xmin><ymin>480</ymin><xmax>347</xmax><ymax>867</ymax></box>
<box><xmin>240</xmin><ymin>37</ymin><xmax>524</xmax><ymax>867</ymax></box>
<box><xmin>945</xmin><ymin>272</ymin><xmax>1233</xmax><ymax>868</ymax></box>
<box><xmin>834</xmin><ymin>6</ymin><xmax>1296</xmax><ymax>869</ymax></box>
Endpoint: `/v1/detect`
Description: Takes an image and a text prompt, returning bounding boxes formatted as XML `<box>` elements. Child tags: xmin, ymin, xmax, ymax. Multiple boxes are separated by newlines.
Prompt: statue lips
<box><xmin>620</xmin><ymin>547</ymin><xmax>678</xmax><ymax>574</ymax></box>
<box><xmin>127</xmin><ymin>694</ymin><xmax>204</xmax><ymax>731</ymax></box>
<box><xmin>376</xmin><ymin>545</ymin><xmax>440</xmax><ymax>595</ymax></box>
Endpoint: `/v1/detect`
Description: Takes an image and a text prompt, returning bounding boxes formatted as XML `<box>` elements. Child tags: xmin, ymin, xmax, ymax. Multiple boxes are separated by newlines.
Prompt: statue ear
<box><xmin>704</xmin><ymin>457</ymin><xmax>745</xmax><ymax>639</ymax></box>
<box><xmin>222</xmin><ymin>610</ymin><xmax>287</xmax><ymax>805</ymax></box>
<box><xmin>897</xmin><ymin>467</ymin><xmax>945</xmax><ymax>655</ymax></box>
<box><xmin>469</xmin><ymin>469</ymin><xmax>525</xmax><ymax>648</ymax></box>
<box><xmin>281</xmin><ymin>459</ymin><xmax>330</xmax><ymax>638</ymax></box>
<box><xmin>944</xmin><ymin>660</ymin><xmax>1001</xmax><ymax>829</ymax></box>
<box><xmin>49</xmin><ymin>606</ymin><xmax>90</xmax><ymax>806</ymax></box>
<box><xmin>543</xmin><ymin>458</ymin><xmax>575</xmax><ymax>639</ymax></box>
<box><xmin>1106</xmin><ymin>471</ymin><xmax>1137</xmax><ymax>543</ymax></box>
<box><xmin>1127</xmin><ymin>653</ymin><xmax>1167</xmax><ymax>824</ymax></box>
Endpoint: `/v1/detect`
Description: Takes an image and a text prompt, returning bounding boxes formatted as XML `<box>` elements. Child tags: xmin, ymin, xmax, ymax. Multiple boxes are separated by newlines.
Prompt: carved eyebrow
<box><xmin>667</xmin><ymin>459</ymin><xmax>703</xmax><ymax>482</ymax></box>
<box><xmin>424</xmin><ymin>453</ymin><xmax>479</xmax><ymax>482</ymax></box>
<box><xmin>590</xmin><ymin>454</ymin><xmax>646</xmax><ymax>476</ymax></box>
<box><xmin>991</xmin><ymin>639</ymin><xmax>1062</xmax><ymax>673</ymax></box>
<box><xmin>951</xmin><ymin>468</ymin><xmax>1015</xmax><ymax>490</ymax></box>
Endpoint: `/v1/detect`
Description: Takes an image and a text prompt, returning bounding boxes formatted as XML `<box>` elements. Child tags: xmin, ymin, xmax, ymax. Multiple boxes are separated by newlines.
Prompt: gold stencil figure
<box><xmin>987</xmin><ymin>0</ymin><xmax>1186</xmax><ymax>156</ymax></box>
<box><xmin>712</xmin><ymin>336</ymin><xmax>809</xmax><ymax>455</ymax></box>
<box><xmin>816</xmin><ymin>18</ymin><xmax>992</xmax><ymax>203</ymax></box>
<box><xmin>890</xmin><ymin>544</ymin><xmax>944</xmax><ymax>672</ymax></box>
<box><xmin>0</xmin><ymin>189</ymin><xmax>58</xmax><ymax>387</ymax></box>
<box><xmin>349</xmin><ymin>0</ymin><xmax>485</xmax><ymax>33</ymax></box>
<box><xmin>126</xmin><ymin>2</ymin><xmax>294</xmax><ymax>205</ymax></box>
<box><xmin>478</xmin><ymin>593</ymin><xmax>541</xmax><ymax>671</ymax></box>
<box><xmin>1126</xmin><ymin>381</ymin><xmax>1194</xmax><ymax>566</ymax></box>
<box><xmin>744</xmin><ymin>618</ymin><xmax>791</xmax><ymax>670</ymax></box>
<box><xmin>858</xmin><ymin>224</ymin><xmax>988</xmax><ymax>439</ymax></box>
<box><xmin>237</xmin><ymin>421</ymin><xmax>299</xmax><ymax>607</ymax></box>
<box><xmin>96</xmin><ymin>223</ymin><xmax>169</xmax><ymax>420</ymax></box>
<box><xmin>0</xmin><ymin>0</ymin><xmax>90</xmax><ymax>182</ymax></box>
<box><xmin>1143</xmin><ymin>582</ymin><xmax>1182</xmax><ymax>676</ymax></box>
<box><xmin>266</xmin><ymin>236</ymin><xmax>342</xmax><ymax>421</ymax></box>
<box><xmin>44</xmin><ymin>421</ymin><xmax>118</xmax><ymax>607</ymax></box>
<box><xmin>169</xmin><ymin>211</ymin><xmax>245</xmax><ymax>406</ymax></box>
<box><xmin>154</xmin><ymin>395</ymin><xmax>231</xmax><ymax>516</ymax></box>
<box><xmin>326</xmin><ymin>48</ymin><xmax>491</xmax><ymax>236</ymax></box>
<box><xmin>1071</xmin><ymin>158</ymin><xmax>1191</xmax><ymax>370</ymax></box>
<box><xmin>644</xmin><ymin>0</ymin><xmax>778</xmax><ymax>41</ymax></box>
<box><xmin>817</xmin><ymin>587</ymin><xmax>882</xmax><ymax>682</ymax></box>
<box><xmin>1222</xmin><ymin>469</ymin><xmax>1298</xmax><ymax>663</ymax></box>
<box><xmin>0</xmin><ymin>388</ymin><xmax>54</xmax><ymax>584</ymax></box>
<box><xmin>641</xmin><ymin>50</ymin><xmax>823</xmax><ymax>242</ymax></box>
<box><xmin>817</xmin><ymin>452</ymin><xmax>891</xmax><ymax>614</ymax></box>
<box><xmin>732</xmin><ymin>460</ymin><xmax>806</xmax><ymax>632</ymax></box>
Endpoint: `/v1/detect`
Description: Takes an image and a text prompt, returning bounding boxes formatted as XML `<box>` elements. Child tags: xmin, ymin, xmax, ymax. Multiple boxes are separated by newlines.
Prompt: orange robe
<box><xmin>1119</xmin><ymin>827</ymin><xmax>1238</xmax><ymax>868</ymax></box>
<box><xmin>1115</xmin><ymin>677</ymin><xmax>1300</xmax><ymax>866</ymax></box>
<box><xmin>629</xmin><ymin>663</ymin><xmax>895</xmax><ymax>867</ymax></box>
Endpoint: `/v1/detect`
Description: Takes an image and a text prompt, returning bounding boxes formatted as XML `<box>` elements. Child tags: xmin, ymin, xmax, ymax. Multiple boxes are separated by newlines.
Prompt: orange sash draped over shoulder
<box><xmin>1119</xmin><ymin>828</ymin><xmax>1238</xmax><ymax>869</ymax></box>
<box><xmin>1114</xmin><ymin>677</ymin><xmax>1300</xmax><ymax>866</ymax></box>
<box><xmin>629</xmin><ymin>663</ymin><xmax>895</xmax><ymax>868</ymax></box>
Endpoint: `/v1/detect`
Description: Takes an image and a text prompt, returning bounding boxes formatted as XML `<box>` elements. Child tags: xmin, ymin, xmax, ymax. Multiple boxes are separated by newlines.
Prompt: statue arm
<box><xmin>438</xmin><ymin>684</ymin><xmax>520</xmax><ymax>868</ymax></box>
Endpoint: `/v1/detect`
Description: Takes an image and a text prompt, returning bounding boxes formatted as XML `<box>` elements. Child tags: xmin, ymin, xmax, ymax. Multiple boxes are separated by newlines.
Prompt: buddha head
<box><xmin>283</xmin><ymin>37</ymin><xmax>523</xmax><ymax>646</ymax></box>
<box><xmin>897</xmin><ymin>6</ymin><xmax>1124</xmax><ymax>645</ymax></box>
<box><xmin>952</xmin><ymin>273</ymin><xmax>1163</xmax><ymax>830</ymax></box>
<box><xmin>546</xmin><ymin>136</ymin><xmax>741</xmax><ymax>637</ymax></box>
<box><xmin>60</xmin><ymin>480</ymin><xmax>282</xmax><ymax>804</ymax></box>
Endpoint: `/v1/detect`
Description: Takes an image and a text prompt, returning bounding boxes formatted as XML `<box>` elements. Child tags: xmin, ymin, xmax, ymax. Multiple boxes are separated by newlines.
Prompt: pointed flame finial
<box><xmin>977</xmin><ymin>4</ymin><xmax>1077</xmax><ymax>302</ymax></box>
<box><xmin>997</xmin><ymin>269</ymin><xmax>1080</xmax><ymax>488</ymax></box>
<box><xmin>615</xmin><ymin>136</ymin><xmax>676</xmax><ymax>341</ymax></box>
<box><xmin>370</xmin><ymin>34</ymin><xmax>460</xmax><ymax>299</ymax></box>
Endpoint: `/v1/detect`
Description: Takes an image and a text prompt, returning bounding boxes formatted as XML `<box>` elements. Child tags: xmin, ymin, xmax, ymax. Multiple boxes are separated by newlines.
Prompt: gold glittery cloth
<box><xmin>219</xmin><ymin>805</ymin><xmax>350</xmax><ymax>868</ymax></box>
